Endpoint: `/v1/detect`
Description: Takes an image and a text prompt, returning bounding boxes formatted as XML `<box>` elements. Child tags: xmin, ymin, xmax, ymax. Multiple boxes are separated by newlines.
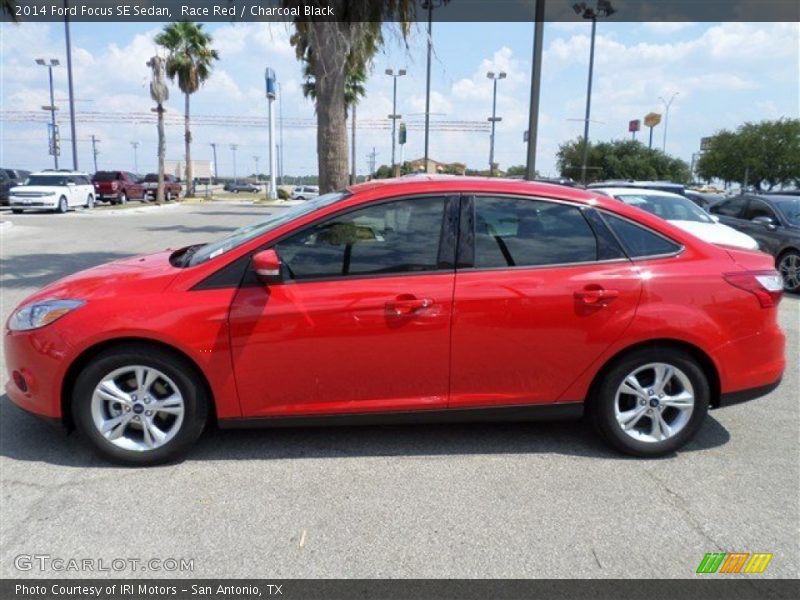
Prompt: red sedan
<box><xmin>4</xmin><ymin>177</ymin><xmax>786</xmax><ymax>465</ymax></box>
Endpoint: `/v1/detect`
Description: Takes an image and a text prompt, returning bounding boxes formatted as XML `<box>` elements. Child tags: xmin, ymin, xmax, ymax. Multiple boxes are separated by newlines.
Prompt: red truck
<box><xmin>141</xmin><ymin>173</ymin><xmax>182</xmax><ymax>201</ymax></box>
<box><xmin>91</xmin><ymin>171</ymin><xmax>146</xmax><ymax>204</ymax></box>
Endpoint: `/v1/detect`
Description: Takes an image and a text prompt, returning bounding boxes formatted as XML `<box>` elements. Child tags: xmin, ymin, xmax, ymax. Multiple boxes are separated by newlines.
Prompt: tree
<box><xmin>155</xmin><ymin>22</ymin><xmax>219</xmax><ymax>197</ymax></box>
<box><xmin>696</xmin><ymin>119</ymin><xmax>800</xmax><ymax>190</ymax></box>
<box><xmin>285</xmin><ymin>1</ymin><xmax>415</xmax><ymax>193</ymax></box>
<box><xmin>556</xmin><ymin>138</ymin><xmax>691</xmax><ymax>183</ymax></box>
<box><xmin>505</xmin><ymin>165</ymin><xmax>527</xmax><ymax>177</ymax></box>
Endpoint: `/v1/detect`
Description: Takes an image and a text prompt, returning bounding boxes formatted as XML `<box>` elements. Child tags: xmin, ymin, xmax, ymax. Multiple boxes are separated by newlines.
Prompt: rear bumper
<box><xmin>716</xmin><ymin>377</ymin><xmax>783</xmax><ymax>408</ymax></box>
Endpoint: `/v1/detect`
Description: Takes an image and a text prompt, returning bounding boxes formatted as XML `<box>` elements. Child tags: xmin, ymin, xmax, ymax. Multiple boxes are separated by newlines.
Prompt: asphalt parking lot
<box><xmin>0</xmin><ymin>202</ymin><xmax>798</xmax><ymax>579</ymax></box>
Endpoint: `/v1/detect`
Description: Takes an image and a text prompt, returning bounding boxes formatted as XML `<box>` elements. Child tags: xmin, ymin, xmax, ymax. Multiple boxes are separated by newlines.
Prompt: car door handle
<box><xmin>574</xmin><ymin>287</ymin><xmax>619</xmax><ymax>305</ymax></box>
<box><xmin>386</xmin><ymin>295</ymin><xmax>433</xmax><ymax>316</ymax></box>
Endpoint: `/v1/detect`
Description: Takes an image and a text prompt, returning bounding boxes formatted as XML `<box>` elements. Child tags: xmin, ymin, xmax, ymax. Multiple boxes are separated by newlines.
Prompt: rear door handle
<box><xmin>574</xmin><ymin>287</ymin><xmax>619</xmax><ymax>305</ymax></box>
<box><xmin>386</xmin><ymin>295</ymin><xmax>433</xmax><ymax>316</ymax></box>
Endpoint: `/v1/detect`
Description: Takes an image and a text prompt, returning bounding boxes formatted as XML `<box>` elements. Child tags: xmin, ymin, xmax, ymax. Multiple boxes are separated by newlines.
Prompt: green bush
<box><xmin>277</xmin><ymin>187</ymin><xmax>290</xmax><ymax>200</ymax></box>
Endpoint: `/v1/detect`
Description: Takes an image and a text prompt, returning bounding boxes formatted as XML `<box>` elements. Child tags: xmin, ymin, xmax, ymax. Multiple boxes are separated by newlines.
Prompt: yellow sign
<box><xmin>644</xmin><ymin>112</ymin><xmax>662</xmax><ymax>128</ymax></box>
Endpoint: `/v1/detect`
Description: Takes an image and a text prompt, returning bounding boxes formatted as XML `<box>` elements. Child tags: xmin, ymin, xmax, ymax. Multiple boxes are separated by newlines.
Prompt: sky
<box><xmin>1</xmin><ymin>19</ymin><xmax>798</xmax><ymax>178</ymax></box>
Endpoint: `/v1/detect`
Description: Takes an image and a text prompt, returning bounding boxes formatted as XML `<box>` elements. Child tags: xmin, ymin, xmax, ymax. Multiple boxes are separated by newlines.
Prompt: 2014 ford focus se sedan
<box><xmin>4</xmin><ymin>177</ymin><xmax>786</xmax><ymax>465</ymax></box>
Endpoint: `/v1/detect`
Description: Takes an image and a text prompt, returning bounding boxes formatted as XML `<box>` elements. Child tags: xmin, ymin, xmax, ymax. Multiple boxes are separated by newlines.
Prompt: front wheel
<box><xmin>589</xmin><ymin>349</ymin><xmax>709</xmax><ymax>457</ymax></box>
<box><xmin>85</xmin><ymin>194</ymin><xmax>94</xmax><ymax>210</ymax></box>
<box><xmin>777</xmin><ymin>250</ymin><xmax>800</xmax><ymax>293</ymax></box>
<box><xmin>57</xmin><ymin>196</ymin><xmax>68</xmax><ymax>213</ymax></box>
<box><xmin>118</xmin><ymin>192</ymin><xmax>128</xmax><ymax>205</ymax></box>
<box><xmin>72</xmin><ymin>344</ymin><xmax>209</xmax><ymax>465</ymax></box>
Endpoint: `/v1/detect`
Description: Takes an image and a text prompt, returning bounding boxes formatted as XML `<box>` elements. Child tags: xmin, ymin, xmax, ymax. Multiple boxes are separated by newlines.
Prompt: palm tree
<box><xmin>286</xmin><ymin>1</ymin><xmax>415</xmax><ymax>192</ymax></box>
<box><xmin>155</xmin><ymin>22</ymin><xmax>219</xmax><ymax>196</ymax></box>
<box><xmin>147</xmin><ymin>55</ymin><xmax>169</xmax><ymax>203</ymax></box>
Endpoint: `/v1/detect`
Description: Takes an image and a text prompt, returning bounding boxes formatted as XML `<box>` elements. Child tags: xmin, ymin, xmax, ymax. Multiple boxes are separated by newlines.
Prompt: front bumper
<box><xmin>10</xmin><ymin>198</ymin><xmax>58</xmax><ymax>208</ymax></box>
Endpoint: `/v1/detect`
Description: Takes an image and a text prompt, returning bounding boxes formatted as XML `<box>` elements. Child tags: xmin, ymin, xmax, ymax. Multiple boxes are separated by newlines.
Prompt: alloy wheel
<box><xmin>778</xmin><ymin>252</ymin><xmax>800</xmax><ymax>292</ymax></box>
<box><xmin>613</xmin><ymin>362</ymin><xmax>695</xmax><ymax>443</ymax></box>
<box><xmin>90</xmin><ymin>365</ymin><xmax>185</xmax><ymax>452</ymax></box>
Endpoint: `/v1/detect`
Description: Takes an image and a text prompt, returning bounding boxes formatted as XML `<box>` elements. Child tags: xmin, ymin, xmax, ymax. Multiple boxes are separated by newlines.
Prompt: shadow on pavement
<box><xmin>0</xmin><ymin>394</ymin><xmax>731</xmax><ymax>468</ymax></box>
<box><xmin>0</xmin><ymin>251</ymin><xmax>134</xmax><ymax>289</ymax></box>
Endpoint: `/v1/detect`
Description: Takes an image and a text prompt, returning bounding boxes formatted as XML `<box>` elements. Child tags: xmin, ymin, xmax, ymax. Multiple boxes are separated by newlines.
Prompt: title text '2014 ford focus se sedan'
<box><xmin>4</xmin><ymin>178</ymin><xmax>786</xmax><ymax>465</ymax></box>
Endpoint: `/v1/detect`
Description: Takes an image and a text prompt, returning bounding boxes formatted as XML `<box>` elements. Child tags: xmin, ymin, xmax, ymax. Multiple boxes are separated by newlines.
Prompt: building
<box><xmin>407</xmin><ymin>158</ymin><xmax>467</xmax><ymax>176</ymax></box>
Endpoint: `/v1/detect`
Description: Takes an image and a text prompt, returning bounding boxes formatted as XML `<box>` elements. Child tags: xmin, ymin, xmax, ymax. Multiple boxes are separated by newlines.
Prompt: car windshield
<box><xmin>187</xmin><ymin>191</ymin><xmax>351</xmax><ymax>267</ymax></box>
<box><xmin>24</xmin><ymin>175</ymin><xmax>68</xmax><ymax>186</ymax></box>
<box><xmin>616</xmin><ymin>193</ymin><xmax>713</xmax><ymax>224</ymax></box>
<box><xmin>773</xmin><ymin>197</ymin><xmax>800</xmax><ymax>226</ymax></box>
<box><xmin>93</xmin><ymin>171</ymin><xmax>119</xmax><ymax>181</ymax></box>
<box><xmin>143</xmin><ymin>174</ymin><xmax>159</xmax><ymax>182</ymax></box>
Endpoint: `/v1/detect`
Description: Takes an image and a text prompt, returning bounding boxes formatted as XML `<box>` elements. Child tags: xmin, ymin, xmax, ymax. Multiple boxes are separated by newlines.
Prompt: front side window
<box><xmin>603</xmin><ymin>213</ymin><xmax>681</xmax><ymax>258</ymax></box>
<box><xmin>744</xmin><ymin>199</ymin><xmax>777</xmax><ymax>221</ymax></box>
<box><xmin>277</xmin><ymin>197</ymin><xmax>447</xmax><ymax>280</ymax></box>
<box><xmin>473</xmin><ymin>196</ymin><xmax>602</xmax><ymax>268</ymax></box>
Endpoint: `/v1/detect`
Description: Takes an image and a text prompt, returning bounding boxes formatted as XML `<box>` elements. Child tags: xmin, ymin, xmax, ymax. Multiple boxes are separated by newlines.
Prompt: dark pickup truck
<box><xmin>92</xmin><ymin>171</ymin><xmax>146</xmax><ymax>204</ymax></box>
<box><xmin>142</xmin><ymin>173</ymin><xmax>182</xmax><ymax>201</ymax></box>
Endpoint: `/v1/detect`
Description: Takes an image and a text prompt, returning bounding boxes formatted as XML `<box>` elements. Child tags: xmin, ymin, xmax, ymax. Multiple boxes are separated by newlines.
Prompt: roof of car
<box><xmin>32</xmin><ymin>170</ymin><xmax>89</xmax><ymax>176</ymax></box>
<box><xmin>590</xmin><ymin>186</ymin><xmax>686</xmax><ymax>199</ymax></box>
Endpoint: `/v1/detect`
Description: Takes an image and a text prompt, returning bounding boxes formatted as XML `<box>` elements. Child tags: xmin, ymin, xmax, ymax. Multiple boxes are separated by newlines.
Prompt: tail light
<box><xmin>723</xmin><ymin>270</ymin><xmax>783</xmax><ymax>308</ymax></box>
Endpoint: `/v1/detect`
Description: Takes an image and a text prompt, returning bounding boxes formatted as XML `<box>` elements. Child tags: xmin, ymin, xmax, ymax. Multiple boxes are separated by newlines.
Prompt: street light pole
<box><xmin>210</xmin><ymin>142</ymin><xmax>219</xmax><ymax>184</ymax></box>
<box><xmin>421</xmin><ymin>0</ymin><xmax>439</xmax><ymax>173</ymax></box>
<box><xmin>574</xmin><ymin>1</ymin><xmax>615</xmax><ymax>185</ymax></box>
<box><xmin>130</xmin><ymin>141</ymin><xmax>139</xmax><ymax>172</ymax></box>
<box><xmin>230</xmin><ymin>144</ymin><xmax>238</xmax><ymax>182</ymax></box>
<box><xmin>36</xmin><ymin>58</ymin><xmax>60</xmax><ymax>169</ymax></box>
<box><xmin>386</xmin><ymin>68</ymin><xmax>406</xmax><ymax>175</ymax></box>
<box><xmin>487</xmin><ymin>71</ymin><xmax>506</xmax><ymax>176</ymax></box>
<box><xmin>64</xmin><ymin>0</ymin><xmax>78</xmax><ymax>170</ymax></box>
<box><xmin>525</xmin><ymin>0</ymin><xmax>546</xmax><ymax>180</ymax></box>
<box><xmin>658</xmin><ymin>92</ymin><xmax>679</xmax><ymax>153</ymax></box>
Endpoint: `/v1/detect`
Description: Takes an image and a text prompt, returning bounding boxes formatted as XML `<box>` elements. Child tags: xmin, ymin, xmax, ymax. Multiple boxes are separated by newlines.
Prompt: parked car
<box><xmin>5</xmin><ymin>177</ymin><xmax>785</xmax><ymax>465</ymax></box>
<box><xmin>710</xmin><ymin>194</ymin><xmax>800</xmax><ymax>292</ymax></box>
<box><xmin>92</xmin><ymin>171</ymin><xmax>146</xmax><ymax>204</ymax></box>
<box><xmin>592</xmin><ymin>187</ymin><xmax>759</xmax><ymax>251</ymax></box>
<box><xmin>1</xmin><ymin>168</ymin><xmax>31</xmax><ymax>206</ymax></box>
<box><xmin>8</xmin><ymin>170</ymin><xmax>95</xmax><ymax>214</ymax></box>
<box><xmin>588</xmin><ymin>180</ymin><xmax>686</xmax><ymax>196</ymax></box>
<box><xmin>684</xmin><ymin>190</ymin><xmax>724</xmax><ymax>211</ymax></box>
<box><xmin>141</xmin><ymin>173</ymin><xmax>182</xmax><ymax>201</ymax></box>
<box><xmin>291</xmin><ymin>185</ymin><xmax>319</xmax><ymax>200</ymax></box>
<box><xmin>223</xmin><ymin>181</ymin><xmax>260</xmax><ymax>193</ymax></box>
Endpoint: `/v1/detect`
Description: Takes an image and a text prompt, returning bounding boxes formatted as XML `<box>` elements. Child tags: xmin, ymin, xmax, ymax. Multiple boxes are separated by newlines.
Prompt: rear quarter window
<box><xmin>603</xmin><ymin>213</ymin><xmax>681</xmax><ymax>259</ymax></box>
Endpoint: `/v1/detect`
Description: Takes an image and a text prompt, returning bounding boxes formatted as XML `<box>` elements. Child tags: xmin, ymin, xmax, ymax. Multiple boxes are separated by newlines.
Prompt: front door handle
<box><xmin>386</xmin><ymin>294</ymin><xmax>433</xmax><ymax>316</ymax></box>
<box><xmin>574</xmin><ymin>286</ymin><xmax>619</xmax><ymax>306</ymax></box>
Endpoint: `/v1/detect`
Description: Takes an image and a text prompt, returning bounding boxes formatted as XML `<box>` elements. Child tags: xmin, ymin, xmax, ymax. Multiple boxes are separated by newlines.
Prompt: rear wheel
<box><xmin>72</xmin><ymin>344</ymin><xmax>209</xmax><ymax>465</ymax></box>
<box><xmin>589</xmin><ymin>349</ymin><xmax>709</xmax><ymax>457</ymax></box>
<box><xmin>777</xmin><ymin>250</ymin><xmax>800</xmax><ymax>293</ymax></box>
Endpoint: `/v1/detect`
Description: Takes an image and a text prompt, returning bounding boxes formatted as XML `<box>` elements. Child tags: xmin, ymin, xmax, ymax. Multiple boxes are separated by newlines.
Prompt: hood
<box><xmin>18</xmin><ymin>250</ymin><xmax>179</xmax><ymax>306</ymax></box>
<box><xmin>670</xmin><ymin>220</ymin><xmax>759</xmax><ymax>250</ymax></box>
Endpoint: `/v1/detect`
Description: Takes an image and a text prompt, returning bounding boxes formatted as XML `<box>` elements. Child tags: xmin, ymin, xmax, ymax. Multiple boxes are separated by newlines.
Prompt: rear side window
<box><xmin>711</xmin><ymin>197</ymin><xmax>747</xmax><ymax>218</ymax></box>
<box><xmin>472</xmin><ymin>196</ymin><xmax>601</xmax><ymax>268</ymax></box>
<box><xmin>277</xmin><ymin>197</ymin><xmax>447</xmax><ymax>280</ymax></box>
<box><xmin>603</xmin><ymin>214</ymin><xmax>681</xmax><ymax>258</ymax></box>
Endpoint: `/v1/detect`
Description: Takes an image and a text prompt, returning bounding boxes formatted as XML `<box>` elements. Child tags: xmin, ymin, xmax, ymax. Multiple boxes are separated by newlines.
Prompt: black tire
<box><xmin>777</xmin><ymin>249</ymin><xmax>800</xmax><ymax>293</ymax></box>
<box><xmin>588</xmin><ymin>348</ymin><xmax>709</xmax><ymax>457</ymax></box>
<box><xmin>118</xmin><ymin>192</ymin><xmax>128</xmax><ymax>204</ymax></box>
<box><xmin>165</xmin><ymin>191</ymin><xmax>172</xmax><ymax>202</ymax></box>
<box><xmin>57</xmin><ymin>196</ymin><xmax>68</xmax><ymax>213</ymax></box>
<box><xmin>11</xmin><ymin>209</ymin><xmax>22</xmax><ymax>214</ymax></box>
<box><xmin>85</xmin><ymin>194</ymin><xmax>94</xmax><ymax>209</ymax></box>
<box><xmin>72</xmin><ymin>344</ymin><xmax>209</xmax><ymax>466</ymax></box>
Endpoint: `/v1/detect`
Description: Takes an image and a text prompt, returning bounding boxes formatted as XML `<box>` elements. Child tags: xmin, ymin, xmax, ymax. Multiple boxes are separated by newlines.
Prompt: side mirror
<box><xmin>252</xmin><ymin>249</ymin><xmax>282</xmax><ymax>284</ymax></box>
<box><xmin>752</xmin><ymin>215</ymin><xmax>777</xmax><ymax>230</ymax></box>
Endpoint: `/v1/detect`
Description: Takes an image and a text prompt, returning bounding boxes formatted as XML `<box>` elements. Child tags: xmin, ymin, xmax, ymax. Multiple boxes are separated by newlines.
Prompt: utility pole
<box><xmin>35</xmin><ymin>58</ymin><xmax>60</xmax><ymax>169</ymax></box>
<box><xmin>90</xmin><ymin>134</ymin><xmax>100</xmax><ymax>172</ymax></box>
<box><xmin>210</xmin><ymin>142</ymin><xmax>219</xmax><ymax>183</ymax></box>
<box><xmin>574</xmin><ymin>1</ymin><xmax>616</xmax><ymax>185</ymax></box>
<box><xmin>64</xmin><ymin>0</ymin><xmax>78</xmax><ymax>170</ymax></box>
<box><xmin>421</xmin><ymin>0</ymin><xmax>438</xmax><ymax>173</ymax></box>
<box><xmin>487</xmin><ymin>71</ymin><xmax>506</xmax><ymax>176</ymax></box>
<box><xmin>254</xmin><ymin>155</ymin><xmax>260</xmax><ymax>181</ymax></box>
<box><xmin>386</xmin><ymin>68</ymin><xmax>406</xmax><ymax>175</ymax></box>
<box><xmin>230</xmin><ymin>144</ymin><xmax>238</xmax><ymax>181</ymax></box>
<box><xmin>130</xmin><ymin>141</ymin><xmax>139</xmax><ymax>172</ymax></box>
<box><xmin>367</xmin><ymin>147</ymin><xmax>378</xmax><ymax>179</ymax></box>
<box><xmin>277</xmin><ymin>81</ymin><xmax>284</xmax><ymax>185</ymax></box>
<box><xmin>525</xmin><ymin>0</ymin><xmax>545</xmax><ymax>180</ymax></box>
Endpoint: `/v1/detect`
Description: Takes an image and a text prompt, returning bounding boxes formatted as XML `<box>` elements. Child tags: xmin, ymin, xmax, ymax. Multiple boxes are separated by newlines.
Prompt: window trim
<box><xmin>460</xmin><ymin>193</ymin><xmax>632</xmax><ymax>272</ymax></box>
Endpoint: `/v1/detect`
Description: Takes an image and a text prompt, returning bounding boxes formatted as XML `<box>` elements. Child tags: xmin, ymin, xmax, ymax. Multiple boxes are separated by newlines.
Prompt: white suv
<box><xmin>9</xmin><ymin>170</ymin><xmax>95</xmax><ymax>214</ymax></box>
<box><xmin>291</xmin><ymin>185</ymin><xmax>319</xmax><ymax>200</ymax></box>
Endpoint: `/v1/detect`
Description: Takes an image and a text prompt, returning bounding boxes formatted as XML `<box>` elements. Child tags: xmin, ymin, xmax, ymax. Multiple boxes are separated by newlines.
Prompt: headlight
<box><xmin>8</xmin><ymin>299</ymin><xmax>85</xmax><ymax>331</ymax></box>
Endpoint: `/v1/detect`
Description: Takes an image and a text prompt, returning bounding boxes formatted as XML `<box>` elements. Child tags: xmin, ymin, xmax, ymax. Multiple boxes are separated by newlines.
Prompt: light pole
<box><xmin>230</xmin><ymin>144</ymin><xmax>238</xmax><ymax>182</ymax></box>
<box><xmin>386</xmin><ymin>68</ymin><xmax>406</xmax><ymax>175</ymax></box>
<box><xmin>658</xmin><ymin>92</ymin><xmax>679</xmax><ymax>153</ymax></box>
<box><xmin>421</xmin><ymin>0</ymin><xmax>445</xmax><ymax>173</ymax></box>
<box><xmin>277</xmin><ymin>81</ymin><xmax>284</xmax><ymax>185</ymax></box>
<box><xmin>265</xmin><ymin>68</ymin><xmax>277</xmax><ymax>199</ymax></box>
<box><xmin>130</xmin><ymin>141</ymin><xmax>139</xmax><ymax>172</ymax></box>
<box><xmin>36</xmin><ymin>58</ymin><xmax>60</xmax><ymax>169</ymax></box>
<box><xmin>574</xmin><ymin>0</ymin><xmax>615</xmax><ymax>185</ymax></box>
<box><xmin>487</xmin><ymin>71</ymin><xmax>506</xmax><ymax>176</ymax></box>
<box><xmin>254</xmin><ymin>155</ymin><xmax>260</xmax><ymax>181</ymax></box>
<box><xmin>64</xmin><ymin>0</ymin><xmax>78</xmax><ymax>170</ymax></box>
<box><xmin>525</xmin><ymin>0</ymin><xmax>546</xmax><ymax>180</ymax></box>
<box><xmin>210</xmin><ymin>142</ymin><xmax>219</xmax><ymax>184</ymax></box>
